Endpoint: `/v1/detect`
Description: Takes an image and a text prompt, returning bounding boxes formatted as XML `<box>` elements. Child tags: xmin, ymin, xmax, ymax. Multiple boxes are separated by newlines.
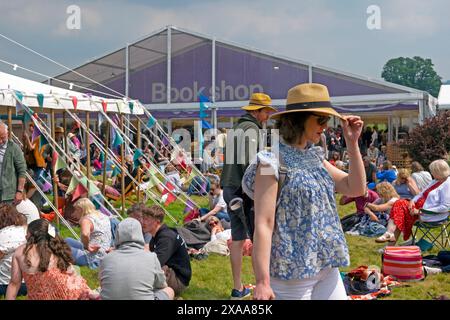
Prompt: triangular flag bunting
<box><xmin>71</xmin><ymin>96</ymin><xmax>78</xmax><ymax>110</ymax></box>
<box><xmin>111</xmin><ymin>165</ymin><xmax>121</xmax><ymax>178</ymax></box>
<box><xmin>133</xmin><ymin>149</ymin><xmax>143</xmax><ymax>169</ymax></box>
<box><xmin>128</xmin><ymin>102</ymin><xmax>134</xmax><ymax>114</ymax></box>
<box><xmin>31</xmin><ymin>125</ymin><xmax>41</xmax><ymax>142</ymax></box>
<box><xmin>101</xmin><ymin>100</ymin><xmax>107</xmax><ymax>113</ymax></box>
<box><xmin>22</xmin><ymin>112</ymin><xmax>32</xmax><ymax>125</ymax></box>
<box><xmin>36</xmin><ymin>94</ymin><xmax>44</xmax><ymax>110</ymax></box>
<box><xmin>72</xmin><ymin>183</ymin><xmax>88</xmax><ymax>202</ymax></box>
<box><xmin>183</xmin><ymin>199</ymin><xmax>195</xmax><ymax>214</ymax></box>
<box><xmin>112</xmin><ymin>129</ymin><xmax>123</xmax><ymax>148</ymax></box>
<box><xmin>99</xmin><ymin>205</ymin><xmax>112</xmax><ymax>216</ymax></box>
<box><xmin>147</xmin><ymin>115</ymin><xmax>156</xmax><ymax>128</ymax></box>
<box><xmin>14</xmin><ymin>90</ymin><xmax>23</xmax><ymax>102</ymax></box>
<box><xmin>39</xmin><ymin>135</ymin><xmax>48</xmax><ymax>149</ymax></box>
<box><xmin>66</xmin><ymin>176</ymin><xmax>79</xmax><ymax>195</ymax></box>
<box><xmin>54</xmin><ymin>156</ymin><xmax>67</xmax><ymax>172</ymax></box>
<box><xmin>161</xmin><ymin>181</ymin><xmax>176</xmax><ymax>206</ymax></box>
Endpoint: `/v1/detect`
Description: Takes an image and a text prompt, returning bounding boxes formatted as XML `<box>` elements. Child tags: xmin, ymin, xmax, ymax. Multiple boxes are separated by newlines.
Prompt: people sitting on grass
<box><xmin>6</xmin><ymin>219</ymin><xmax>97</xmax><ymax>300</ymax></box>
<box><xmin>198</xmin><ymin>182</ymin><xmax>230</xmax><ymax>223</ymax></box>
<box><xmin>99</xmin><ymin>218</ymin><xmax>174</xmax><ymax>300</ymax></box>
<box><xmin>376</xmin><ymin>160</ymin><xmax>397</xmax><ymax>183</ymax></box>
<box><xmin>366</xmin><ymin>182</ymin><xmax>399</xmax><ymax>224</ymax></box>
<box><xmin>208</xmin><ymin>216</ymin><xmax>231</xmax><ymax>242</ymax></box>
<box><xmin>0</xmin><ymin>204</ymin><xmax>27</xmax><ymax>297</ymax></box>
<box><xmin>392</xmin><ymin>168</ymin><xmax>420</xmax><ymax>200</ymax></box>
<box><xmin>411</xmin><ymin>161</ymin><xmax>433</xmax><ymax>192</ymax></box>
<box><xmin>375</xmin><ymin>159</ymin><xmax>450</xmax><ymax>245</ymax></box>
<box><xmin>142</xmin><ymin>205</ymin><xmax>192</xmax><ymax>297</ymax></box>
<box><xmin>339</xmin><ymin>185</ymin><xmax>379</xmax><ymax>232</ymax></box>
<box><xmin>345</xmin><ymin>182</ymin><xmax>399</xmax><ymax>238</ymax></box>
<box><xmin>65</xmin><ymin>198</ymin><xmax>111</xmax><ymax>269</ymax></box>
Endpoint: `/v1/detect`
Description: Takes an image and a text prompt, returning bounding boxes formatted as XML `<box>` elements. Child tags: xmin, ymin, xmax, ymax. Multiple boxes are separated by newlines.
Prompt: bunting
<box><xmin>71</xmin><ymin>96</ymin><xmax>78</xmax><ymax>110</ymax></box>
<box><xmin>161</xmin><ymin>181</ymin><xmax>176</xmax><ymax>206</ymax></box>
<box><xmin>101</xmin><ymin>100</ymin><xmax>107</xmax><ymax>113</ymax></box>
<box><xmin>111</xmin><ymin>165</ymin><xmax>121</xmax><ymax>178</ymax></box>
<box><xmin>183</xmin><ymin>199</ymin><xmax>195</xmax><ymax>214</ymax></box>
<box><xmin>36</xmin><ymin>93</ymin><xmax>44</xmax><ymax>110</ymax></box>
<box><xmin>133</xmin><ymin>149</ymin><xmax>143</xmax><ymax>169</ymax></box>
<box><xmin>128</xmin><ymin>101</ymin><xmax>134</xmax><ymax>114</ymax></box>
<box><xmin>112</xmin><ymin>129</ymin><xmax>123</xmax><ymax>148</ymax></box>
<box><xmin>31</xmin><ymin>125</ymin><xmax>41</xmax><ymax>142</ymax></box>
<box><xmin>147</xmin><ymin>115</ymin><xmax>156</xmax><ymax>129</ymax></box>
<box><xmin>39</xmin><ymin>135</ymin><xmax>48</xmax><ymax>149</ymax></box>
<box><xmin>14</xmin><ymin>90</ymin><xmax>24</xmax><ymax>115</ymax></box>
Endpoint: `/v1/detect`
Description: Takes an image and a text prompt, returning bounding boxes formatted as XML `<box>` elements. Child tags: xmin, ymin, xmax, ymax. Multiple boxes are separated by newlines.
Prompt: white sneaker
<box><xmin>424</xmin><ymin>266</ymin><xmax>442</xmax><ymax>275</ymax></box>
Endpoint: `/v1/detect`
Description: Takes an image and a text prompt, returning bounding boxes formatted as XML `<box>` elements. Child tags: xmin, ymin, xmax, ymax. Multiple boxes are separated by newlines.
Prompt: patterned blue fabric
<box><xmin>242</xmin><ymin>143</ymin><xmax>350</xmax><ymax>280</ymax></box>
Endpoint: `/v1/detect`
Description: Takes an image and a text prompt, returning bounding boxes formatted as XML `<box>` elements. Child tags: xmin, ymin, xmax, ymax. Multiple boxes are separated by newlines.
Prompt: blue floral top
<box><xmin>242</xmin><ymin>143</ymin><xmax>350</xmax><ymax>280</ymax></box>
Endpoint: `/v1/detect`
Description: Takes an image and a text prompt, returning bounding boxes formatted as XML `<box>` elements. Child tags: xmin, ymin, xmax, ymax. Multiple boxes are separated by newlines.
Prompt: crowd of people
<box><xmin>0</xmin><ymin>81</ymin><xmax>449</xmax><ymax>301</ymax></box>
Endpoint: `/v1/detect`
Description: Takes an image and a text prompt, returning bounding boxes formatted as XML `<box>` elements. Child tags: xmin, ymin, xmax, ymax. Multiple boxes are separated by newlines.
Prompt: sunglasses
<box><xmin>312</xmin><ymin>113</ymin><xmax>331</xmax><ymax>126</ymax></box>
<box><xmin>209</xmin><ymin>220</ymin><xmax>218</xmax><ymax>226</ymax></box>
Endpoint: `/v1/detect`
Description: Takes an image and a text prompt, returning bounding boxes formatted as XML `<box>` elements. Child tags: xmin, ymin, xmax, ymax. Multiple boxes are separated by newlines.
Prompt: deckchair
<box><xmin>412</xmin><ymin>209</ymin><xmax>450</xmax><ymax>250</ymax></box>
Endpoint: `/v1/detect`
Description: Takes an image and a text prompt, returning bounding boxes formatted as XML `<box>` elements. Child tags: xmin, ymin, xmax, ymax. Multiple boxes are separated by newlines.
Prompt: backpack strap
<box><xmin>276</xmin><ymin>152</ymin><xmax>288</xmax><ymax>207</ymax></box>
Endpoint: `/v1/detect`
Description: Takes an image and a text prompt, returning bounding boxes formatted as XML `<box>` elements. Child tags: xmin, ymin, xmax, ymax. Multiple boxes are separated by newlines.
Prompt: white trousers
<box><xmin>271</xmin><ymin>267</ymin><xmax>348</xmax><ymax>300</ymax></box>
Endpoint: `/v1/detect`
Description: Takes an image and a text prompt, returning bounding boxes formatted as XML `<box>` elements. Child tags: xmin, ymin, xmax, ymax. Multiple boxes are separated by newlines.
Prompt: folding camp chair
<box><xmin>412</xmin><ymin>209</ymin><xmax>450</xmax><ymax>250</ymax></box>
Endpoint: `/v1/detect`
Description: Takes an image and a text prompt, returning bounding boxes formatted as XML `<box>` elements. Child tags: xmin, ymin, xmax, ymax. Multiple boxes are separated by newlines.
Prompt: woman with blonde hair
<box><xmin>65</xmin><ymin>198</ymin><xmax>111</xmax><ymax>269</ymax></box>
<box><xmin>392</xmin><ymin>168</ymin><xmax>420</xmax><ymax>200</ymax></box>
<box><xmin>364</xmin><ymin>182</ymin><xmax>399</xmax><ymax>227</ymax></box>
<box><xmin>375</xmin><ymin>159</ymin><xmax>450</xmax><ymax>244</ymax></box>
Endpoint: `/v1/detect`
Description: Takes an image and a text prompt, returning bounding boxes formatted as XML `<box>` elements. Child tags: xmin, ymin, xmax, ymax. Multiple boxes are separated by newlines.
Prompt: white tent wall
<box><xmin>438</xmin><ymin>85</ymin><xmax>450</xmax><ymax>110</ymax></box>
<box><xmin>0</xmin><ymin>71</ymin><xmax>144</xmax><ymax>114</ymax></box>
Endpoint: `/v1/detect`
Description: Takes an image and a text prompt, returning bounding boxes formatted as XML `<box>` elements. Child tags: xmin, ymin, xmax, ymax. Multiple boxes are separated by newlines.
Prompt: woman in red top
<box><xmin>375</xmin><ymin>159</ymin><xmax>450</xmax><ymax>244</ymax></box>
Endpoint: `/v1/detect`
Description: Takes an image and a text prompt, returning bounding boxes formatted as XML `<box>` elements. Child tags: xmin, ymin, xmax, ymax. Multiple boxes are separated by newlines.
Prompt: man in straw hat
<box><xmin>243</xmin><ymin>83</ymin><xmax>366</xmax><ymax>300</ymax></box>
<box><xmin>220</xmin><ymin>92</ymin><xmax>276</xmax><ymax>299</ymax></box>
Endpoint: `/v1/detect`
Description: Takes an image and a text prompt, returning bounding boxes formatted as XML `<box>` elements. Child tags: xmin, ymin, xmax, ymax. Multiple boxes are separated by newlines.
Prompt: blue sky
<box><xmin>0</xmin><ymin>0</ymin><xmax>449</xmax><ymax>87</ymax></box>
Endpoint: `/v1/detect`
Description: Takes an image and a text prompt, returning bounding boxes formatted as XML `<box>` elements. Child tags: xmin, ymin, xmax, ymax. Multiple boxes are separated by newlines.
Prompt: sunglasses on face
<box><xmin>209</xmin><ymin>220</ymin><xmax>218</xmax><ymax>226</ymax></box>
<box><xmin>312</xmin><ymin>113</ymin><xmax>331</xmax><ymax>126</ymax></box>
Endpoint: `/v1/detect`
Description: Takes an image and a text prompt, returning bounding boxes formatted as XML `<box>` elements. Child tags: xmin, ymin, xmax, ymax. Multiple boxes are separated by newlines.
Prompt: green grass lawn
<box><xmin>19</xmin><ymin>195</ymin><xmax>450</xmax><ymax>299</ymax></box>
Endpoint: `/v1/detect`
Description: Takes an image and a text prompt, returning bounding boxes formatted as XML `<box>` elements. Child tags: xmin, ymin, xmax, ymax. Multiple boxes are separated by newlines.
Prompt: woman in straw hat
<box><xmin>242</xmin><ymin>83</ymin><xmax>366</xmax><ymax>300</ymax></box>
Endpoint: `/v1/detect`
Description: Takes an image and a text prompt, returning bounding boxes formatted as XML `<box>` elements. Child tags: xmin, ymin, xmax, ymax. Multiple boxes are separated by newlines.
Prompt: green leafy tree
<box><xmin>382</xmin><ymin>56</ymin><xmax>442</xmax><ymax>97</ymax></box>
<box><xmin>403</xmin><ymin>110</ymin><xmax>450</xmax><ymax>168</ymax></box>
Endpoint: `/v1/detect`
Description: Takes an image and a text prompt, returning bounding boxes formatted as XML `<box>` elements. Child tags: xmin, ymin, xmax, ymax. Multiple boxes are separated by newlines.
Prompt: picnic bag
<box><xmin>381</xmin><ymin>246</ymin><xmax>424</xmax><ymax>281</ymax></box>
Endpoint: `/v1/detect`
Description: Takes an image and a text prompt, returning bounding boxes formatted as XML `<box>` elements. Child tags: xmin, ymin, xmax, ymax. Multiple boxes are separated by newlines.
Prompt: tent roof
<box><xmin>0</xmin><ymin>71</ymin><xmax>144</xmax><ymax>114</ymax></box>
<box><xmin>51</xmin><ymin>25</ymin><xmax>425</xmax><ymax>98</ymax></box>
<box><xmin>438</xmin><ymin>85</ymin><xmax>450</xmax><ymax>109</ymax></box>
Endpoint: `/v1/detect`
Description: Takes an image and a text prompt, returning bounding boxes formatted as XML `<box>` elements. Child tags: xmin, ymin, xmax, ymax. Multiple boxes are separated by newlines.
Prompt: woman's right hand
<box><xmin>253</xmin><ymin>284</ymin><xmax>275</xmax><ymax>300</ymax></box>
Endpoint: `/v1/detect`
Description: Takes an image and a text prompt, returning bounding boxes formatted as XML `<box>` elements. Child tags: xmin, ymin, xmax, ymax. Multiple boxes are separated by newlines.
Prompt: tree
<box><xmin>403</xmin><ymin>110</ymin><xmax>450</xmax><ymax>168</ymax></box>
<box><xmin>381</xmin><ymin>56</ymin><xmax>442</xmax><ymax>97</ymax></box>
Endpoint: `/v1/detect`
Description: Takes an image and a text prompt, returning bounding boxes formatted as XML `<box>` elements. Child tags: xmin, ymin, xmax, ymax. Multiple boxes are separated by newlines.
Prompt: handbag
<box><xmin>382</xmin><ymin>246</ymin><xmax>424</xmax><ymax>281</ymax></box>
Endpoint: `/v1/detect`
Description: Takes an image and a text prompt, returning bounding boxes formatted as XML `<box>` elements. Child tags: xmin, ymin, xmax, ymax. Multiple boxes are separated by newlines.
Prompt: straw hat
<box><xmin>67</xmin><ymin>133</ymin><xmax>75</xmax><ymax>139</ymax></box>
<box><xmin>55</xmin><ymin>127</ymin><xmax>64</xmax><ymax>134</ymax></box>
<box><xmin>241</xmin><ymin>93</ymin><xmax>277</xmax><ymax>112</ymax></box>
<box><xmin>270</xmin><ymin>83</ymin><xmax>343</xmax><ymax>120</ymax></box>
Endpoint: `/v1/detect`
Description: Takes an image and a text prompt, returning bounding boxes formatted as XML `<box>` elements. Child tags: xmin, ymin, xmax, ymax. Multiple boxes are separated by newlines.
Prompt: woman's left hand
<box><xmin>341</xmin><ymin>116</ymin><xmax>364</xmax><ymax>145</ymax></box>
